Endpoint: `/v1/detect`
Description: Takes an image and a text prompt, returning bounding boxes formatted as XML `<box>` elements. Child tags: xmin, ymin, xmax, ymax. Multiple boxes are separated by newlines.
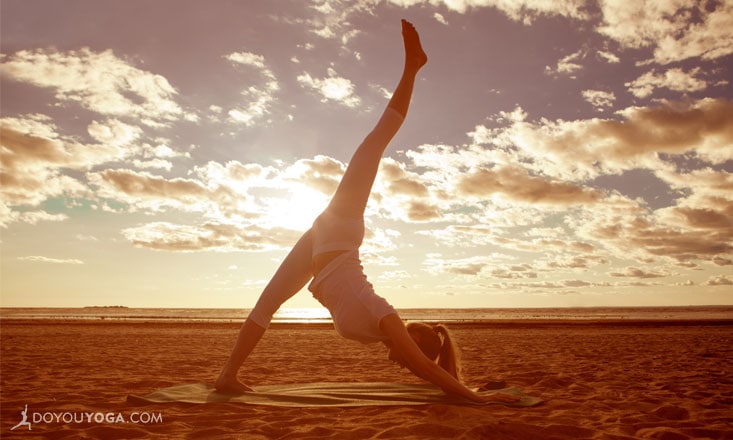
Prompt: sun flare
<box><xmin>265</xmin><ymin>185</ymin><xmax>330</xmax><ymax>231</ymax></box>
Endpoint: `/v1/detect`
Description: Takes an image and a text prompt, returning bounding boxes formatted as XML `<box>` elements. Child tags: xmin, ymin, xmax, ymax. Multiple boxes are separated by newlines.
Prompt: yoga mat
<box><xmin>127</xmin><ymin>382</ymin><xmax>542</xmax><ymax>407</ymax></box>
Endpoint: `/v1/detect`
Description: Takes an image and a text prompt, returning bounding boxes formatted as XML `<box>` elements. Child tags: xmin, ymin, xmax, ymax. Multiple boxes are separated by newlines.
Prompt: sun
<box><xmin>264</xmin><ymin>185</ymin><xmax>330</xmax><ymax>231</ymax></box>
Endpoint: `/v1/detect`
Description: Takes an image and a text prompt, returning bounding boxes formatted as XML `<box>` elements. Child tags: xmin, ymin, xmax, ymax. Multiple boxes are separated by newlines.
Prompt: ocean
<box><xmin>1</xmin><ymin>306</ymin><xmax>731</xmax><ymax>324</ymax></box>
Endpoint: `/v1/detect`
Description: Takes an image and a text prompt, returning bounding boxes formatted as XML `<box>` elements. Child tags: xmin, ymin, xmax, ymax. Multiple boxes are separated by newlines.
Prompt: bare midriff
<box><xmin>313</xmin><ymin>250</ymin><xmax>349</xmax><ymax>277</ymax></box>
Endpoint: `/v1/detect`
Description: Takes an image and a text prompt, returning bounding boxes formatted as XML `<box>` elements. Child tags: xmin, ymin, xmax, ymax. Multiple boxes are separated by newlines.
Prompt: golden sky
<box><xmin>1</xmin><ymin>0</ymin><xmax>732</xmax><ymax>309</ymax></box>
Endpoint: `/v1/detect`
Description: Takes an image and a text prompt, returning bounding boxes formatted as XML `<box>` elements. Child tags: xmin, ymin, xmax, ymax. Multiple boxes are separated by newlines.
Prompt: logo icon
<box><xmin>10</xmin><ymin>404</ymin><xmax>32</xmax><ymax>431</ymax></box>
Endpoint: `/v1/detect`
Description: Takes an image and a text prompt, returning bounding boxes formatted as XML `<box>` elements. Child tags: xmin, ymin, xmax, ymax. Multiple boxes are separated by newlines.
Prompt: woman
<box><xmin>216</xmin><ymin>19</ymin><xmax>517</xmax><ymax>404</ymax></box>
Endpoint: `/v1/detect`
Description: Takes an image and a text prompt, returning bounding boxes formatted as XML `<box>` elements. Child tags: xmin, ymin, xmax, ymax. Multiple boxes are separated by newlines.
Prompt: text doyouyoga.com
<box><xmin>11</xmin><ymin>406</ymin><xmax>163</xmax><ymax>431</ymax></box>
<box><xmin>33</xmin><ymin>411</ymin><xmax>162</xmax><ymax>424</ymax></box>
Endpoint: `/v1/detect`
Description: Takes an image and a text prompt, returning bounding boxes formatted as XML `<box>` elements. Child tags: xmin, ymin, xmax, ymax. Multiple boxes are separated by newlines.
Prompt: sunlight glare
<box><xmin>264</xmin><ymin>185</ymin><xmax>329</xmax><ymax>231</ymax></box>
<box><xmin>273</xmin><ymin>307</ymin><xmax>331</xmax><ymax>323</ymax></box>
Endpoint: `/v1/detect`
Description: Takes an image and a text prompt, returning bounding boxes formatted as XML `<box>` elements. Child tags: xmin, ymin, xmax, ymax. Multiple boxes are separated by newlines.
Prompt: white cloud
<box><xmin>18</xmin><ymin>255</ymin><xmax>84</xmax><ymax>264</ymax></box>
<box><xmin>1</xmin><ymin>113</ymin><xmax>191</xmax><ymax>224</ymax></box>
<box><xmin>434</xmin><ymin>12</ymin><xmax>448</xmax><ymax>25</ymax></box>
<box><xmin>582</xmin><ymin>89</ymin><xmax>616</xmax><ymax>110</ymax></box>
<box><xmin>626</xmin><ymin>67</ymin><xmax>708</xmax><ymax>99</ymax></box>
<box><xmin>1</xmin><ymin>115</ymin><xmax>121</xmax><ymax>208</ymax></box>
<box><xmin>703</xmin><ymin>275</ymin><xmax>732</xmax><ymax>286</ymax></box>
<box><xmin>545</xmin><ymin>50</ymin><xmax>584</xmax><ymax>76</ymax></box>
<box><xmin>291</xmin><ymin>0</ymin><xmax>374</xmax><ymax>42</ymax></box>
<box><xmin>87</xmin><ymin>119</ymin><xmax>142</xmax><ymax>147</ymax></box>
<box><xmin>0</xmin><ymin>207</ymin><xmax>69</xmax><ymax>228</ymax></box>
<box><xmin>224</xmin><ymin>51</ymin><xmax>280</xmax><ymax>126</ymax></box>
<box><xmin>597</xmin><ymin>0</ymin><xmax>733</xmax><ymax>64</ymax></box>
<box><xmin>470</xmin><ymin>98</ymin><xmax>733</xmax><ymax>181</ymax></box>
<box><xmin>597</xmin><ymin>50</ymin><xmax>620</xmax><ymax>63</ymax></box>
<box><xmin>386</xmin><ymin>0</ymin><xmax>731</xmax><ymax>66</ymax></box>
<box><xmin>88</xmin><ymin>168</ymin><xmax>211</xmax><ymax>213</ymax></box>
<box><xmin>121</xmin><ymin>221</ymin><xmax>301</xmax><ymax>252</ymax></box>
<box><xmin>609</xmin><ymin>266</ymin><xmax>669</xmax><ymax>278</ymax></box>
<box><xmin>1</xmin><ymin>48</ymin><xmax>189</xmax><ymax>126</ymax></box>
<box><xmin>388</xmin><ymin>0</ymin><xmax>588</xmax><ymax>24</ymax></box>
<box><xmin>297</xmin><ymin>68</ymin><xmax>361</xmax><ymax>107</ymax></box>
<box><xmin>225</xmin><ymin>52</ymin><xmax>267</xmax><ymax>69</ymax></box>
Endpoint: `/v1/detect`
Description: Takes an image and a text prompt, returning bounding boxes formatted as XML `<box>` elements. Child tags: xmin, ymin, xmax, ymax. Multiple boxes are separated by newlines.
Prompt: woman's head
<box><xmin>406</xmin><ymin>322</ymin><xmax>461</xmax><ymax>379</ymax></box>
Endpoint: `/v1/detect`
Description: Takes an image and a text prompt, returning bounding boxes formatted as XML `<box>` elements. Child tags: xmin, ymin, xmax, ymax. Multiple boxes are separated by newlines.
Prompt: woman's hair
<box><xmin>406</xmin><ymin>322</ymin><xmax>462</xmax><ymax>379</ymax></box>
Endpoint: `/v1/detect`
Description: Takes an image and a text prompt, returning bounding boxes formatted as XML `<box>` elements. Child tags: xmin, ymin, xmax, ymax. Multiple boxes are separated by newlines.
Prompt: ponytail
<box><xmin>433</xmin><ymin>324</ymin><xmax>461</xmax><ymax>380</ymax></box>
<box><xmin>406</xmin><ymin>322</ymin><xmax>462</xmax><ymax>380</ymax></box>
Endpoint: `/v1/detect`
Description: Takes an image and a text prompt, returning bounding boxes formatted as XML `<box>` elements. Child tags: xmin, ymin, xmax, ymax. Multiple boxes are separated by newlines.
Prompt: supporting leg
<box><xmin>215</xmin><ymin>230</ymin><xmax>314</xmax><ymax>393</ymax></box>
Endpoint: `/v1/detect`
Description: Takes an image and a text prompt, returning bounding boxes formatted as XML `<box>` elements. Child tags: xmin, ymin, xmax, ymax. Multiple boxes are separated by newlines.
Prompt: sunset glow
<box><xmin>1</xmin><ymin>0</ymin><xmax>731</xmax><ymax>309</ymax></box>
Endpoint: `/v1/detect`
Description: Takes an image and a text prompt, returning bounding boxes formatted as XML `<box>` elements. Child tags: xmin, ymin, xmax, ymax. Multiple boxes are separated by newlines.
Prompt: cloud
<box><xmin>296</xmin><ymin>0</ymin><xmax>373</xmax><ymax>42</ymax></box>
<box><xmin>703</xmin><ymin>275</ymin><xmax>732</xmax><ymax>286</ymax></box>
<box><xmin>87</xmin><ymin>119</ymin><xmax>188</xmax><ymax>171</ymax></box>
<box><xmin>489</xmin><ymin>264</ymin><xmax>538</xmax><ymax>279</ymax></box>
<box><xmin>282</xmin><ymin>155</ymin><xmax>344</xmax><ymax>195</ymax></box>
<box><xmin>456</xmin><ymin>165</ymin><xmax>604</xmax><ymax>205</ymax></box>
<box><xmin>369</xmin><ymin>96</ymin><xmax>731</xmax><ymax>271</ymax></box>
<box><xmin>582</xmin><ymin>89</ymin><xmax>616</xmax><ymax>110</ymax></box>
<box><xmin>0</xmin><ymin>115</ymin><xmax>123</xmax><ymax>210</ymax></box>
<box><xmin>89</xmin><ymin>169</ymin><xmax>210</xmax><ymax>212</ymax></box>
<box><xmin>1</xmin><ymin>48</ymin><xmax>190</xmax><ymax>126</ymax></box>
<box><xmin>121</xmin><ymin>221</ymin><xmax>300</xmax><ymax>252</ymax></box>
<box><xmin>596</xmin><ymin>0</ymin><xmax>733</xmax><ymax>64</ymax></box>
<box><xmin>194</xmin><ymin>160</ymin><xmax>274</xmax><ymax>188</ymax></box>
<box><xmin>87</xmin><ymin>119</ymin><xmax>142</xmax><ymax>147</ymax></box>
<box><xmin>18</xmin><ymin>256</ymin><xmax>84</xmax><ymax>264</ymax></box>
<box><xmin>297</xmin><ymin>68</ymin><xmax>361</xmax><ymax>107</ymax></box>
<box><xmin>545</xmin><ymin>50</ymin><xmax>584</xmax><ymax>77</ymax></box>
<box><xmin>225</xmin><ymin>51</ymin><xmax>280</xmax><ymax>126</ymax></box>
<box><xmin>389</xmin><ymin>0</ymin><xmax>731</xmax><ymax>66</ymax></box>
<box><xmin>572</xmin><ymin>196</ymin><xmax>733</xmax><ymax>264</ymax></box>
<box><xmin>477</xmin><ymin>98</ymin><xmax>733</xmax><ymax>180</ymax></box>
<box><xmin>545</xmin><ymin>255</ymin><xmax>607</xmax><ymax>270</ymax></box>
<box><xmin>597</xmin><ymin>50</ymin><xmax>620</xmax><ymax>64</ymax></box>
<box><xmin>433</xmin><ymin>12</ymin><xmax>448</xmax><ymax>25</ymax></box>
<box><xmin>626</xmin><ymin>67</ymin><xmax>708</xmax><ymax>99</ymax></box>
<box><xmin>370</xmin><ymin>158</ymin><xmax>444</xmax><ymax>222</ymax></box>
<box><xmin>609</xmin><ymin>266</ymin><xmax>669</xmax><ymax>278</ymax></box>
<box><xmin>0</xmin><ymin>206</ymin><xmax>69</xmax><ymax>228</ymax></box>
<box><xmin>389</xmin><ymin>0</ymin><xmax>588</xmax><ymax>24</ymax></box>
<box><xmin>654</xmin><ymin>168</ymin><xmax>733</xmax><ymax>201</ymax></box>
<box><xmin>423</xmin><ymin>254</ymin><xmax>496</xmax><ymax>276</ymax></box>
<box><xmin>84</xmin><ymin>156</ymin><xmax>347</xmax><ymax>248</ymax></box>
<box><xmin>1</xmin><ymin>113</ymin><xmax>195</xmax><ymax>226</ymax></box>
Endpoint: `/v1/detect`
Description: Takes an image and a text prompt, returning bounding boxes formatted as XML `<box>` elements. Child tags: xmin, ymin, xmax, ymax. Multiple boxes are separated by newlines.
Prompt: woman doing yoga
<box><xmin>216</xmin><ymin>19</ymin><xmax>517</xmax><ymax>404</ymax></box>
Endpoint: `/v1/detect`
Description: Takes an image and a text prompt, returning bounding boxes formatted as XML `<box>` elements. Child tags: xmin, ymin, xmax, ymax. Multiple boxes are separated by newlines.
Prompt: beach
<box><xmin>1</xmin><ymin>319</ymin><xmax>731</xmax><ymax>439</ymax></box>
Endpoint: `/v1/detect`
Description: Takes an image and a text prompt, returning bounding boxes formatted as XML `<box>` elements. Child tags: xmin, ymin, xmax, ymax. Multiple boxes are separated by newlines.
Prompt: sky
<box><xmin>1</xmin><ymin>0</ymin><xmax>732</xmax><ymax>310</ymax></box>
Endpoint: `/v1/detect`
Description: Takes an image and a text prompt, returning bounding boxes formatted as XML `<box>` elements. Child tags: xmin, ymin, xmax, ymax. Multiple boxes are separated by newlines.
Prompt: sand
<box><xmin>1</xmin><ymin>319</ymin><xmax>731</xmax><ymax>439</ymax></box>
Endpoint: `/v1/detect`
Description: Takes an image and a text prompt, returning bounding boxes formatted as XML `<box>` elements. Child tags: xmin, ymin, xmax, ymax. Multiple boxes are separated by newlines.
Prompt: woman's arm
<box><xmin>380</xmin><ymin>314</ymin><xmax>518</xmax><ymax>403</ymax></box>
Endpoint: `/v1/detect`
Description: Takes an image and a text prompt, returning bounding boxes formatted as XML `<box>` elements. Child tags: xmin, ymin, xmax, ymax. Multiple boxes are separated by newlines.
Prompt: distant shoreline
<box><xmin>1</xmin><ymin>305</ymin><xmax>731</xmax><ymax>326</ymax></box>
<box><xmin>1</xmin><ymin>318</ymin><xmax>731</xmax><ymax>329</ymax></box>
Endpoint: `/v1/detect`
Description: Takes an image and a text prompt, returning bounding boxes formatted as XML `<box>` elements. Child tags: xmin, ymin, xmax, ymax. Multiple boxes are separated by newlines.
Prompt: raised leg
<box><xmin>326</xmin><ymin>19</ymin><xmax>427</xmax><ymax>220</ymax></box>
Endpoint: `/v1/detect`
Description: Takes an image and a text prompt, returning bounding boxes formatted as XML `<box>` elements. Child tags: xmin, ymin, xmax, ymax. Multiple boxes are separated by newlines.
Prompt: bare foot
<box><xmin>215</xmin><ymin>374</ymin><xmax>253</xmax><ymax>394</ymax></box>
<box><xmin>401</xmin><ymin>19</ymin><xmax>427</xmax><ymax>71</ymax></box>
